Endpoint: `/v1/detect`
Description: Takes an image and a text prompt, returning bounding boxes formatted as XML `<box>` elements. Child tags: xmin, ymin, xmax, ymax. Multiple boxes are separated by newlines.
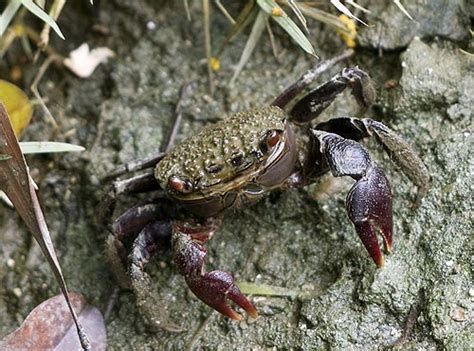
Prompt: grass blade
<box><xmin>0</xmin><ymin>0</ymin><xmax>22</xmax><ymax>37</ymax></box>
<box><xmin>287</xmin><ymin>0</ymin><xmax>308</xmax><ymax>33</ymax></box>
<box><xmin>19</xmin><ymin>141</ymin><xmax>85</xmax><ymax>154</ymax></box>
<box><xmin>217</xmin><ymin>1</ymin><xmax>257</xmax><ymax>56</ymax></box>
<box><xmin>230</xmin><ymin>9</ymin><xmax>268</xmax><ymax>85</ymax></box>
<box><xmin>20</xmin><ymin>0</ymin><xmax>65</xmax><ymax>39</ymax></box>
<box><xmin>237</xmin><ymin>282</ymin><xmax>298</xmax><ymax>298</ymax></box>
<box><xmin>330</xmin><ymin>0</ymin><xmax>368</xmax><ymax>26</ymax></box>
<box><xmin>393</xmin><ymin>0</ymin><xmax>414</xmax><ymax>20</ymax></box>
<box><xmin>257</xmin><ymin>0</ymin><xmax>316</xmax><ymax>57</ymax></box>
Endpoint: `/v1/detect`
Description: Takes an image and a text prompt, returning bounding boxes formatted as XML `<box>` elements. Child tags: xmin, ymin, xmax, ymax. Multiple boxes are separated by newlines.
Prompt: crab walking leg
<box><xmin>100</xmin><ymin>173</ymin><xmax>163</xmax><ymax>228</ymax></box>
<box><xmin>172</xmin><ymin>221</ymin><xmax>258</xmax><ymax>320</ymax></box>
<box><xmin>112</xmin><ymin>200</ymin><xmax>172</xmax><ymax>241</ymax></box>
<box><xmin>271</xmin><ymin>48</ymin><xmax>354</xmax><ymax>108</ymax></box>
<box><xmin>312</xmin><ymin>130</ymin><xmax>393</xmax><ymax>267</ymax></box>
<box><xmin>106</xmin><ymin>200</ymin><xmax>174</xmax><ymax>285</ymax></box>
<box><xmin>286</xmin><ymin>67</ymin><xmax>376</xmax><ymax>123</ymax></box>
<box><xmin>127</xmin><ymin>221</ymin><xmax>185</xmax><ymax>332</ymax></box>
<box><xmin>315</xmin><ymin>117</ymin><xmax>429</xmax><ymax>205</ymax></box>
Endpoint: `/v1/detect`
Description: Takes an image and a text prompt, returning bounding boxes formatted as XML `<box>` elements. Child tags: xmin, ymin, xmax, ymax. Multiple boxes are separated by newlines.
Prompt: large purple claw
<box><xmin>173</xmin><ymin>228</ymin><xmax>258</xmax><ymax>320</ymax></box>
<box><xmin>346</xmin><ymin>166</ymin><xmax>393</xmax><ymax>267</ymax></box>
<box><xmin>186</xmin><ymin>271</ymin><xmax>258</xmax><ymax>320</ymax></box>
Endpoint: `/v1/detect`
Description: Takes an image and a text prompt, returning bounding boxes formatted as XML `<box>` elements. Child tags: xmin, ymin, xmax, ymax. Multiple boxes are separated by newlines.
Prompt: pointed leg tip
<box><xmin>237</xmin><ymin>297</ymin><xmax>258</xmax><ymax>319</ymax></box>
<box><xmin>246</xmin><ymin>305</ymin><xmax>258</xmax><ymax>319</ymax></box>
<box><xmin>227</xmin><ymin>310</ymin><xmax>243</xmax><ymax>321</ymax></box>
<box><xmin>374</xmin><ymin>254</ymin><xmax>385</xmax><ymax>268</ymax></box>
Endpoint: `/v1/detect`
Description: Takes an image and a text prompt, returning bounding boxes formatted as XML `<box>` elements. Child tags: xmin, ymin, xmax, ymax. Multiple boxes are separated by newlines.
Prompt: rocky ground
<box><xmin>0</xmin><ymin>1</ymin><xmax>472</xmax><ymax>349</ymax></box>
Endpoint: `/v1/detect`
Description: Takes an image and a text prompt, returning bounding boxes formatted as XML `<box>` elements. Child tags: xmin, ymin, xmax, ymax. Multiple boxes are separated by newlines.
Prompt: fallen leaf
<box><xmin>0</xmin><ymin>293</ymin><xmax>106</xmax><ymax>350</ymax></box>
<box><xmin>0</xmin><ymin>102</ymin><xmax>90</xmax><ymax>349</ymax></box>
<box><xmin>0</xmin><ymin>79</ymin><xmax>33</xmax><ymax>137</ymax></box>
<box><xmin>64</xmin><ymin>43</ymin><xmax>115</xmax><ymax>78</ymax></box>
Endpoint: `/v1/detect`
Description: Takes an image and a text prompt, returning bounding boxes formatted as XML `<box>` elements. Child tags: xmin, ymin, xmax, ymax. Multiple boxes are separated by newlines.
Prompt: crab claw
<box><xmin>186</xmin><ymin>271</ymin><xmax>258</xmax><ymax>320</ymax></box>
<box><xmin>346</xmin><ymin>166</ymin><xmax>393</xmax><ymax>267</ymax></box>
<box><xmin>173</xmin><ymin>229</ymin><xmax>258</xmax><ymax>320</ymax></box>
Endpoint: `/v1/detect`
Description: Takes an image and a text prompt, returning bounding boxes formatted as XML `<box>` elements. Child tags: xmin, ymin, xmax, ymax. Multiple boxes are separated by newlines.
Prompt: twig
<box><xmin>214</xmin><ymin>0</ymin><xmax>235</xmax><ymax>24</ymax></box>
<box><xmin>30</xmin><ymin>55</ymin><xmax>61</xmax><ymax>130</ymax></box>
<box><xmin>202</xmin><ymin>0</ymin><xmax>215</xmax><ymax>95</ymax></box>
<box><xmin>39</xmin><ymin>0</ymin><xmax>66</xmax><ymax>49</ymax></box>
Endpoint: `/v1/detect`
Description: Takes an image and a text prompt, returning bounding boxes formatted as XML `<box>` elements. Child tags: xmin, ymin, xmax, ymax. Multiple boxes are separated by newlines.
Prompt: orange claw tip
<box><xmin>226</xmin><ymin>309</ymin><xmax>243</xmax><ymax>321</ymax></box>
<box><xmin>247</xmin><ymin>307</ymin><xmax>259</xmax><ymax>320</ymax></box>
<box><xmin>239</xmin><ymin>300</ymin><xmax>258</xmax><ymax>319</ymax></box>
<box><xmin>375</xmin><ymin>254</ymin><xmax>385</xmax><ymax>268</ymax></box>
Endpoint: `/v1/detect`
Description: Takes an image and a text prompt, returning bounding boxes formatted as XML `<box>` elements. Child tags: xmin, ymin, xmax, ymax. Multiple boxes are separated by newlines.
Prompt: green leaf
<box><xmin>0</xmin><ymin>0</ymin><xmax>22</xmax><ymax>37</ymax></box>
<box><xmin>237</xmin><ymin>282</ymin><xmax>298</xmax><ymax>298</ymax></box>
<box><xmin>256</xmin><ymin>0</ymin><xmax>316</xmax><ymax>57</ymax></box>
<box><xmin>20</xmin><ymin>0</ymin><xmax>65</xmax><ymax>39</ymax></box>
<box><xmin>19</xmin><ymin>141</ymin><xmax>85</xmax><ymax>154</ymax></box>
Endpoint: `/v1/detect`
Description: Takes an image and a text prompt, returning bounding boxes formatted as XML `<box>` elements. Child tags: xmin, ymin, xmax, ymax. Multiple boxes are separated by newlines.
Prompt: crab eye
<box><xmin>168</xmin><ymin>175</ymin><xmax>193</xmax><ymax>194</ymax></box>
<box><xmin>260</xmin><ymin>130</ymin><xmax>282</xmax><ymax>152</ymax></box>
<box><xmin>266</xmin><ymin>130</ymin><xmax>281</xmax><ymax>148</ymax></box>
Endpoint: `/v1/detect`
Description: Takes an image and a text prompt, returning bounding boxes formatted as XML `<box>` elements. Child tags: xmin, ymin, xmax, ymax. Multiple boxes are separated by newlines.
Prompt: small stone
<box><xmin>6</xmin><ymin>258</ymin><xmax>15</xmax><ymax>268</ymax></box>
<box><xmin>13</xmin><ymin>288</ymin><xmax>22</xmax><ymax>297</ymax></box>
<box><xmin>146</xmin><ymin>21</ymin><xmax>157</xmax><ymax>31</ymax></box>
<box><xmin>451</xmin><ymin>307</ymin><xmax>466</xmax><ymax>322</ymax></box>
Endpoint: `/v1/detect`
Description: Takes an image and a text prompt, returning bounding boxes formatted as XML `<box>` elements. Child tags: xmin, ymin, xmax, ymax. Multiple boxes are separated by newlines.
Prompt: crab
<box><xmin>105</xmin><ymin>55</ymin><xmax>429</xmax><ymax>332</ymax></box>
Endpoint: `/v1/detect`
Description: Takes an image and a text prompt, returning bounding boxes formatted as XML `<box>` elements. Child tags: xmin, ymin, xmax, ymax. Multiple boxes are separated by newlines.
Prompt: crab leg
<box><xmin>172</xmin><ymin>220</ymin><xmax>258</xmax><ymax>320</ymax></box>
<box><xmin>287</xmin><ymin>67</ymin><xmax>376</xmax><ymax>123</ymax></box>
<box><xmin>312</xmin><ymin>130</ymin><xmax>393</xmax><ymax>267</ymax></box>
<box><xmin>127</xmin><ymin>220</ymin><xmax>185</xmax><ymax>332</ymax></box>
<box><xmin>106</xmin><ymin>200</ymin><xmax>185</xmax><ymax>331</ymax></box>
<box><xmin>272</xmin><ymin>49</ymin><xmax>354</xmax><ymax>108</ymax></box>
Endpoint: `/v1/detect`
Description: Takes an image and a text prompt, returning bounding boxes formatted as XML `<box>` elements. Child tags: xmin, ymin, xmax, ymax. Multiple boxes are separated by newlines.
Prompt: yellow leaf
<box><xmin>209</xmin><ymin>57</ymin><xmax>221</xmax><ymax>72</ymax></box>
<box><xmin>0</xmin><ymin>80</ymin><xmax>33</xmax><ymax>138</ymax></box>
<box><xmin>336</xmin><ymin>15</ymin><xmax>357</xmax><ymax>48</ymax></box>
<box><xmin>271</xmin><ymin>7</ymin><xmax>283</xmax><ymax>16</ymax></box>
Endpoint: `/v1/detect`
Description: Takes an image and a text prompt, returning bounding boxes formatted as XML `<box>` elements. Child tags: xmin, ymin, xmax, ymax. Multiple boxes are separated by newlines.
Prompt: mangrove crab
<box><xmin>105</xmin><ymin>55</ymin><xmax>429</xmax><ymax>331</ymax></box>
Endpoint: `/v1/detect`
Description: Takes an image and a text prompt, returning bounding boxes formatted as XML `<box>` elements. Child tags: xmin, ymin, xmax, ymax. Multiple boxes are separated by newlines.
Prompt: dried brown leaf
<box><xmin>0</xmin><ymin>293</ymin><xmax>106</xmax><ymax>350</ymax></box>
<box><xmin>0</xmin><ymin>102</ymin><xmax>90</xmax><ymax>349</ymax></box>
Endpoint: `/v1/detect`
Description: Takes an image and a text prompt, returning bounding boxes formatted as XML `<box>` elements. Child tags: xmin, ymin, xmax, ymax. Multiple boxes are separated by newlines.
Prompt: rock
<box><xmin>358</xmin><ymin>0</ymin><xmax>470</xmax><ymax>50</ymax></box>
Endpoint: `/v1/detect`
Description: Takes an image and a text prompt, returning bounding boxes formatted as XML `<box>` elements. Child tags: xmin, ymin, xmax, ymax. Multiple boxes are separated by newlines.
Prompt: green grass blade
<box><xmin>330</xmin><ymin>0</ymin><xmax>368</xmax><ymax>26</ymax></box>
<box><xmin>257</xmin><ymin>0</ymin><xmax>316</xmax><ymax>57</ymax></box>
<box><xmin>19</xmin><ymin>142</ymin><xmax>85</xmax><ymax>154</ymax></box>
<box><xmin>217</xmin><ymin>0</ymin><xmax>257</xmax><ymax>56</ymax></box>
<box><xmin>237</xmin><ymin>282</ymin><xmax>298</xmax><ymax>298</ymax></box>
<box><xmin>230</xmin><ymin>9</ymin><xmax>268</xmax><ymax>85</ymax></box>
<box><xmin>0</xmin><ymin>0</ymin><xmax>22</xmax><ymax>37</ymax></box>
<box><xmin>393</xmin><ymin>0</ymin><xmax>414</xmax><ymax>20</ymax></box>
<box><xmin>20</xmin><ymin>0</ymin><xmax>65</xmax><ymax>39</ymax></box>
